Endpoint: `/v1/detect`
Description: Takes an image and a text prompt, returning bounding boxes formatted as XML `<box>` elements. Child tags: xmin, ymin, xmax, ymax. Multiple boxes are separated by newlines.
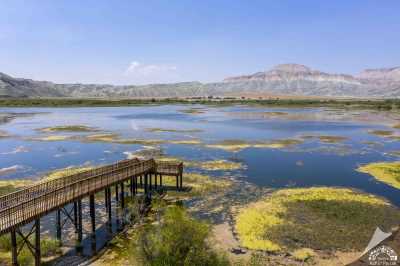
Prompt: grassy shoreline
<box><xmin>0</xmin><ymin>97</ymin><xmax>400</xmax><ymax>110</ymax></box>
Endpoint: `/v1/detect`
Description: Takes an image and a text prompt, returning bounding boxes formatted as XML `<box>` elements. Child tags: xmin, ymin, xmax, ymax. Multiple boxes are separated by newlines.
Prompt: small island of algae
<box><xmin>235</xmin><ymin>187</ymin><xmax>400</xmax><ymax>255</ymax></box>
<box><xmin>38</xmin><ymin>125</ymin><xmax>99</xmax><ymax>132</ymax></box>
<box><xmin>358</xmin><ymin>161</ymin><xmax>400</xmax><ymax>189</ymax></box>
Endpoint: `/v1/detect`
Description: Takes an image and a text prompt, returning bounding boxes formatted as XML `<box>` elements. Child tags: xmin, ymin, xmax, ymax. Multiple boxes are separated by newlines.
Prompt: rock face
<box><xmin>357</xmin><ymin>67</ymin><xmax>400</xmax><ymax>81</ymax></box>
<box><xmin>1</xmin><ymin>64</ymin><xmax>400</xmax><ymax>98</ymax></box>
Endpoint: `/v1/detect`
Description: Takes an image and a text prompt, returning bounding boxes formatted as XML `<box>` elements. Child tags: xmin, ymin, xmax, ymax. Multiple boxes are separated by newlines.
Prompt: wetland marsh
<box><xmin>1</xmin><ymin>104</ymin><xmax>400</xmax><ymax>265</ymax></box>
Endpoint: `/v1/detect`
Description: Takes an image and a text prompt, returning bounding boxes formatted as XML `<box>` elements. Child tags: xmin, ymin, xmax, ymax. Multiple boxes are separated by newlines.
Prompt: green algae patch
<box><xmin>205</xmin><ymin>139</ymin><xmax>303</xmax><ymax>152</ymax></box>
<box><xmin>84</xmin><ymin>133</ymin><xmax>120</xmax><ymax>142</ymax></box>
<box><xmin>38</xmin><ymin>125</ymin><xmax>99</xmax><ymax>132</ymax></box>
<box><xmin>180</xmin><ymin>108</ymin><xmax>206</xmax><ymax>114</ymax></box>
<box><xmin>200</xmin><ymin>160</ymin><xmax>245</xmax><ymax>171</ymax></box>
<box><xmin>301</xmin><ymin>135</ymin><xmax>348</xmax><ymax>143</ymax></box>
<box><xmin>368</xmin><ymin>130</ymin><xmax>394</xmax><ymax>137</ymax></box>
<box><xmin>169</xmin><ymin>139</ymin><xmax>202</xmax><ymax>145</ymax></box>
<box><xmin>205</xmin><ymin>140</ymin><xmax>252</xmax><ymax>152</ymax></box>
<box><xmin>357</xmin><ymin>161</ymin><xmax>400</xmax><ymax>189</ymax></box>
<box><xmin>83</xmin><ymin>133</ymin><xmax>200</xmax><ymax>146</ymax></box>
<box><xmin>253</xmin><ymin>139</ymin><xmax>303</xmax><ymax>148</ymax></box>
<box><xmin>163</xmin><ymin>173</ymin><xmax>232</xmax><ymax>196</ymax></box>
<box><xmin>31</xmin><ymin>135</ymin><xmax>72</xmax><ymax>141</ymax></box>
<box><xmin>42</xmin><ymin>166</ymin><xmax>93</xmax><ymax>181</ymax></box>
<box><xmin>145</xmin><ymin>127</ymin><xmax>203</xmax><ymax>133</ymax></box>
<box><xmin>235</xmin><ymin>187</ymin><xmax>400</xmax><ymax>253</ymax></box>
<box><xmin>0</xmin><ymin>179</ymin><xmax>35</xmax><ymax>196</ymax></box>
<box><xmin>114</xmin><ymin>138</ymin><xmax>166</xmax><ymax>145</ymax></box>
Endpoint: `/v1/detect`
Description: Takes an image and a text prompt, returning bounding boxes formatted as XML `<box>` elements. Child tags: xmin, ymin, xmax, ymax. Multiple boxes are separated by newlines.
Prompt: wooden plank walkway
<box><xmin>0</xmin><ymin>158</ymin><xmax>183</xmax><ymax>235</ymax></box>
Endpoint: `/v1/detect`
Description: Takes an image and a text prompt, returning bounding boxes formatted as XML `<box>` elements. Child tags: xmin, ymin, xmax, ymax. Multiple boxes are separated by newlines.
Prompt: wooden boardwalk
<box><xmin>0</xmin><ymin>158</ymin><xmax>183</xmax><ymax>265</ymax></box>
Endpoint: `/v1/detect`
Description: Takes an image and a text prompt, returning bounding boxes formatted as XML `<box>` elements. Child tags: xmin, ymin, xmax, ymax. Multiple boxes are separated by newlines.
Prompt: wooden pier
<box><xmin>0</xmin><ymin>158</ymin><xmax>183</xmax><ymax>265</ymax></box>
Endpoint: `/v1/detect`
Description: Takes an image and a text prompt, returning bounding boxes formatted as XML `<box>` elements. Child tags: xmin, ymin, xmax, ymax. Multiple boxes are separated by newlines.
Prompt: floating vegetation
<box><xmin>199</xmin><ymin>160</ymin><xmax>245</xmax><ymax>171</ymax></box>
<box><xmin>205</xmin><ymin>139</ymin><xmax>303</xmax><ymax>152</ymax></box>
<box><xmin>31</xmin><ymin>135</ymin><xmax>72</xmax><ymax>141</ymax></box>
<box><xmin>368</xmin><ymin>130</ymin><xmax>394</xmax><ymax>137</ymax></box>
<box><xmin>38</xmin><ymin>125</ymin><xmax>99</xmax><ymax>132</ymax></box>
<box><xmin>179</xmin><ymin>107</ymin><xmax>205</xmax><ymax>114</ymax></box>
<box><xmin>82</xmin><ymin>133</ymin><xmax>199</xmax><ymax>146</ymax></box>
<box><xmin>301</xmin><ymin>135</ymin><xmax>347</xmax><ymax>143</ymax></box>
<box><xmin>0</xmin><ymin>179</ymin><xmax>34</xmax><ymax>196</ymax></box>
<box><xmin>235</xmin><ymin>187</ymin><xmax>400</xmax><ymax>253</ymax></box>
<box><xmin>253</xmin><ymin>139</ymin><xmax>303</xmax><ymax>148</ymax></box>
<box><xmin>84</xmin><ymin>133</ymin><xmax>120</xmax><ymax>142</ymax></box>
<box><xmin>357</xmin><ymin>161</ymin><xmax>400</xmax><ymax>189</ymax></box>
<box><xmin>42</xmin><ymin>166</ymin><xmax>93</xmax><ymax>181</ymax></box>
<box><xmin>156</xmin><ymin>157</ymin><xmax>197</xmax><ymax>168</ymax></box>
<box><xmin>0</xmin><ymin>166</ymin><xmax>93</xmax><ymax>197</ymax></box>
<box><xmin>114</xmin><ymin>138</ymin><xmax>166</xmax><ymax>145</ymax></box>
<box><xmin>169</xmin><ymin>139</ymin><xmax>202</xmax><ymax>145</ymax></box>
<box><xmin>205</xmin><ymin>140</ymin><xmax>252</xmax><ymax>152</ymax></box>
<box><xmin>228</xmin><ymin>111</ymin><xmax>289</xmax><ymax>119</ymax></box>
<box><xmin>145</xmin><ymin>127</ymin><xmax>203</xmax><ymax>133</ymax></box>
<box><xmin>163</xmin><ymin>173</ymin><xmax>232</xmax><ymax>196</ymax></box>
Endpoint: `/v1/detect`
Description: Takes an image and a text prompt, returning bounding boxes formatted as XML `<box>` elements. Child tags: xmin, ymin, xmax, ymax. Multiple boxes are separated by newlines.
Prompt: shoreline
<box><xmin>0</xmin><ymin>97</ymin><xmax>399</xmax><ymax>110</ymax></box>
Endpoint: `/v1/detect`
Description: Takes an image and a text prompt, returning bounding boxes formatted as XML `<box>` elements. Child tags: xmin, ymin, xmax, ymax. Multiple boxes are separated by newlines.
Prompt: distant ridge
<box><xmin>1</xmin><ymin>64</ymin><xmax>400</xmax><ymax>98</ymax></box>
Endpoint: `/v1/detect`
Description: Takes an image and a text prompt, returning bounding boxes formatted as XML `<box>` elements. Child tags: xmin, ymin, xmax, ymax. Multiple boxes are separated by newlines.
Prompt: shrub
<box><xmin>136</xmin><ymin>205</ymin><xmax>229</xmax><ymax>266</ymax></box>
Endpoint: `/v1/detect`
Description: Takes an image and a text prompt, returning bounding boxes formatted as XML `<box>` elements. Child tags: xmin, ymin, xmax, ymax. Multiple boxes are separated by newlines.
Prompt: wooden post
<box><xmin>155</xmin><ymin>173</ymin><xmax>158</xmax><ymax>189</ymax></box>
<box><xmin>11</xmin><ymin>229</ymin><xmax>17</xmax><ymax>266</ymax></box>
<box><xmin>115</xmin><ymin>184</ymin><xmax>119</xmax><ymax>203</ymax></box>
<box><xmin>77</xmin><ymin>199</ymin><xmax>82</xmax><ymax>248</ymax></box>
<box><xmin>107</xmin><ymin>187</ymin><xmax>112</xmax><ymax>224</ymax></box>
<box><xmin>180</xmin><ymin>172</ymin><xmax>183</xmax><ymax>190</ymax></box>
<box><xmin>144</xmin><ymin>173</ymin><xmax>148</xmax><ymax>194</ymax></box>
<box><xmin>130</xmin><ymin>177</ymin><xmax>134</xmax><ymax>197</ymax></box>
<box><xmin>34</xmin><ymin>219</ymin><xmax>41</xmax><ymax>266</ymax></box>
<box><xmin>135</xmin><ymin>176</ymin><xmax>138</xmax><ymax>193</ymax></box>
<box><xmin>56</xmin><ymin>209</ymin><xmax>62</xmax><ymax>243</ymax></box>
<box><xmin>73</xmin><ymin>201</ymin><xmax>78</xmax><ymax>233</ymax></box>
<box><xmin>120</xmin><ymin>182</ymin><xmax>125</xmax><ymax>209</ymax></box>
<box><xmin>160</xmin><ymin>174</ymin><xmax>163</xmax><ymax>187</ymax></box>
<box><xmin>90</xmin><ymin>194</ymin><xmax>96</xmax><ymax>236</ymax></box>
<box><xmin>149</xmin><ymin>173</ymin><xmax>152</xmax><ymax>190</ymax></box>
<box><xmin>176</xmin><ymin>175</ymin><xmax>179</xmax><ymax>190</ymax></box>
<box><xmin>140</xmin><ymin>175</ymin><xmax>143</xmax><ymax>187</ymax></box>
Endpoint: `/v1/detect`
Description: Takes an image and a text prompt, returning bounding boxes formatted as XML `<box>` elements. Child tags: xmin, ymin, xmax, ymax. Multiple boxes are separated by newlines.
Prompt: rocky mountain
<box><xmin>1</xmin><ymin>64</ymin><xmax>400</xmax><ymax>98</ymax></box>
<box><xmin>0</xmin><ymin>72</ymin><xmax>63</xmax><ymax>98</ymax></box>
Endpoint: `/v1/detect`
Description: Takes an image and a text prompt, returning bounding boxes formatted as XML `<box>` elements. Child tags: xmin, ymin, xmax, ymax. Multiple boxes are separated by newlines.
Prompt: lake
<box><xmin>1</xmin><ymin>104</ymin><xmax>399</xmax><ymax>208</ymax></box>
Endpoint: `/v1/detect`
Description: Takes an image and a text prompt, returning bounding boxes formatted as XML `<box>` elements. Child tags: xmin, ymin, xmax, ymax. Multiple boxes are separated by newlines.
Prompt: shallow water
<box><xmin>1</xmin><ymin>104</ymin><xmax>399</xmax><ymax>207</ymax></box>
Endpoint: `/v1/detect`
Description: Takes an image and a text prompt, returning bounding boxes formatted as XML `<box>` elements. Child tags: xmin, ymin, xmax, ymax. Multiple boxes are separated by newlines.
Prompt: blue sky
<box><xmin>1</xmin><ymin>0</ymin><xmax>399</xmax><ymax>85</ymax></box>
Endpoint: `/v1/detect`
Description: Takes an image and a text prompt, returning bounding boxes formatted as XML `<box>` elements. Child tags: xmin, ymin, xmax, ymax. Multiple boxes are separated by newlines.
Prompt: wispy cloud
<box><xmin>124</xmin><ymin>61</ymin><xmax>177</xmax><ymax>76</ymax></box>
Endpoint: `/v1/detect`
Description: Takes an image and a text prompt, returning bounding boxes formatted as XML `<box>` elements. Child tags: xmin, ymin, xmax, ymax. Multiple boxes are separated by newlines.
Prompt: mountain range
<box><xmin>1</xmin><ymin>64</ymin><xmax>400</xmax><ymax>98</ymax></box>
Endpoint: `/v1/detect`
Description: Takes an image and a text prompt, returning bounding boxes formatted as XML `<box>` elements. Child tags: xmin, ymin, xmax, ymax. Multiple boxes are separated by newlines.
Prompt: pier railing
<box><xmin>0</xmin><ymin>158</ymin><xmax>183</xmax><ymax>235</ymax></box>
